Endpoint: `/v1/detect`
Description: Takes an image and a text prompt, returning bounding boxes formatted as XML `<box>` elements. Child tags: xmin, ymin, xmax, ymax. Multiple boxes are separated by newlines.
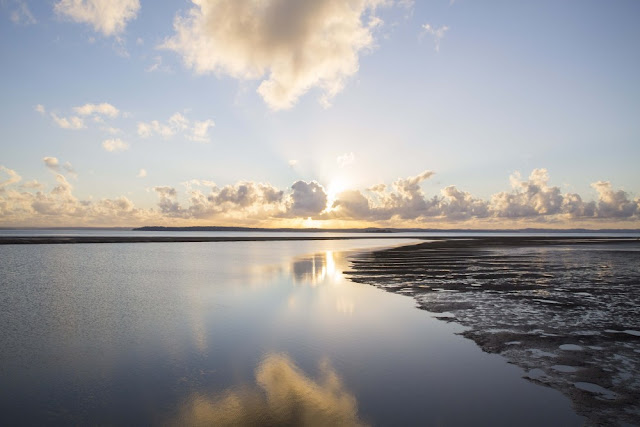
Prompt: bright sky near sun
<box><xmin>0</xmin><ymin>0</ymin><xmax>639</xmax><ymax>228</ymax></box>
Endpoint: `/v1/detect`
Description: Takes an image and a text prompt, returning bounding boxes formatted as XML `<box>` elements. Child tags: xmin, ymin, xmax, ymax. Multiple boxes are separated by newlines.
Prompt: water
<box><xmin>0</xmin><ymin>235</ymin><xmax>584</xmax><ymax>425</ymax></box>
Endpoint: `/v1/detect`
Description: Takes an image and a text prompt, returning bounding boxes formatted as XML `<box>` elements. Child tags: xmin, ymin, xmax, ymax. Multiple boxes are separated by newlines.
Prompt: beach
<box><xmin>347</xmin><ymin>236</ymin><xmax>640</xmax><ymax>425</ymax></box>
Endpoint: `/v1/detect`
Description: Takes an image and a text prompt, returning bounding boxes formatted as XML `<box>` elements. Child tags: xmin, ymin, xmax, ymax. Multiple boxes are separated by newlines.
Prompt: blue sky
<box><xmin>1</xmin><ymin>0</ymin><xmax>639</xmax><ymax>227</ymax></box>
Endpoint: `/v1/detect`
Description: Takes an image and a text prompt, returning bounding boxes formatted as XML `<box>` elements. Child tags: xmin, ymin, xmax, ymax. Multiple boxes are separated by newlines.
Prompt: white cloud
<box><xmin>51</xmin><ymin>113</ymin><xmax>85</xmax><ymax>130</ymax></box>
<box><xmin>591</xmin><ymin>181</ymin><xmax>639</xmax><ymax>218</ymax></box>
<box><xmin>2</xmin><ymin>165</ymin><xmax>638</xmax><ymax>227</ymax></box>
<box><xmin>43</xmin><ymin>157</ymin><xmax>60</xmax><ymax>171</ymax></box>
<box><xmin>54</xmin><ymin>0</ymin><xmax>140</xmax><ymax>37</ymax></box>
<box><xmin>189</xmin><ymin>119</ymin><xmax>215</xmax><ymax>142</ymax></box>
<box><xmin>20</xmin><ymin>180</ymin><xmax>44</xmax><ymax>190</ymax></box>
<box><xmin>337</xmin><ymin>152</ymin><xmax>355</xmax><ymax>168</ymax></box>
<box><xmin>138</xmin><ymin>112</ymin><xmax>214</xmax><ymax>142</ymax></box>
<box><xmin>137</xmin><ymin>168</ymin><xmax>147</xmax><ymax>178</ymax></box>
<box><xmin>35</xmin><ymin>104</ymin><xmax>46</xmax><ymax>114</ymax></box>
<box><xmin>162</xmin><ymin>0</ymin><xmax>386</xmax><ymax>110</ymax></box>
<box><xmin>288</xmin><ymin>159</ymin><xmax>298</xmax><ymax>167</ymax></box>
<box><xmin>146</xmin><ymin>55</ymin><xmax>172</xmax><ymax>73</ymax></box>
<box><xmin>421</xmin><ymin>23</ymin><xmax>449</xmax><ymax>52</ymax></box>
<box><xmin>74</xmin><ymin>102</ymin><xmax>120</xmax><ymax>118</ymax></box>
<box><xmin>43</xmin><ymin>157</ymin><xmax>76</xmax><ymax>177</ymax></box>
<box><xmin>9</xmin><ymin>0</ymin><xmax>36</xmax><ymax>25</ymax></box>
<box><xmin>102</xmin><ymin>138</ymin><xmax>129</xmax><ymax>152</ymax></box>
<box><xmin>0</xmin><ymin>166</ymin><xmax>21</xmax><ymax>188</ymax></box>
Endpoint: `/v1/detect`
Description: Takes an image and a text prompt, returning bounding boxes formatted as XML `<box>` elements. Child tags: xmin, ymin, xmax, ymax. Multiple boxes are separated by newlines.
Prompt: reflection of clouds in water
<box><xmin>291</xmin><ymin>251</ymin><xmax>344</xmax><ymax>286</ymax></box>
<box><xmin>336</xmin><ymin>298</ymin><xmax>355</xmax><ymax>315</ymax></box>
<box><xmin>175</xmin><ymin>353</ymin><xmax>366</xmax><ymax>426</ymax></box>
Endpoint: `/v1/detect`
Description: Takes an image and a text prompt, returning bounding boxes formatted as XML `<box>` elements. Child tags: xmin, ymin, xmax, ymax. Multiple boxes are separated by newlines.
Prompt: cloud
<box><xmin>173</xmin><ymin>353</ymin><xmax>364</xmax><ymax>426</ymax></box>
<box><xmin>591</xmin><ymin>181</ymin><xmax>639</xmax><ymax>218</ymax></box>
<box><xmin>54</xmin><ymin>0</ymin><xmax>140</xmax><ymax>36</ymax></box>
<box><xmin>145</xmin><ymin>55</ymin><xmax>172</xmax><ymax>73</ymax></box>
<box><xmin>35</xmin><ymin>104</ymin><xmax>46</xmax><ymax>114</ymax></box>
<box><xmin>138</xmin><ymin>112</ymin><xmax>214</xmax><ymax>142</ymax></box>
<box><xmin>137</xmin><ymin>168</ymin><xmax>147</xmax><ymax>178</ymax></box>
<box><xmin>43</xmin><ymin>157</ymin><xmax>77</xmax><ymax>177</ymax></box>
<box><xmin>287</xmin><ymin>181</ymin><xmax>328</xmax><ymax>217</ymax></box>
<box><xmin>162</xmin><ymin>0</ymin><xmax>386</xmax><ymax>110</ymax></box>
<box><xmin>2</xmin><ymin>165</ymin><xmax>638</xmax><ymax>227</ymax></box>
<box><xmin>43</xmin><ymin>157</ymin><xmax>60</xmax><ymax>171</ymax></box>
<box><xmin>288</xmin><ymin>159</ymin><xmax>298</xmax><ymax>167</ymax></box>
<box><xmin>102</xmin><ymin>138</ymin><xmax>129</xmax><ymax>152</ymax></box>
<box><xmin>8</xmin><ymin>0</ymin><xmax>36</xmax><ymax>25</ymax></box>
<box><xmin>189</xmin><ymin>119</ymin><xmax>215</xmax><ymax>142</ymax></box>
<box><xmin>20</xmin><ymin>180</ymin><xmax>44</xmax><ymax>190</ymax></box>
<box><xmin>0</xmin><ymin>166</ymin><xmax>21</xmax><ymax>188</ymax></box>
<box><xmin>337</xmin><ymin>152</ymin><xmax>355</xmax><ymax>168</ymax></box>
<box><xmin>51</xmin><ymin>113</ymin><xmax>85</xmax><ymax>130</ymax></box>
<box><xmin>421</xmin><ymin>23</ymin><xmax>449</xmax><ymax>52</ymax></box>
<box><xmin>74</xmin><ymin>102</ymin><xmax>120</xmax><ymax>118</ymax></box>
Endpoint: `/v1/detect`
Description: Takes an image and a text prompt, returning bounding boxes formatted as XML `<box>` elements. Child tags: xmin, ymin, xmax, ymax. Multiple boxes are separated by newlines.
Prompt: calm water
<box><xmin>0</xmin><ymin>236</ymin><xmax>584</xmax><ymax>425</ymax></box>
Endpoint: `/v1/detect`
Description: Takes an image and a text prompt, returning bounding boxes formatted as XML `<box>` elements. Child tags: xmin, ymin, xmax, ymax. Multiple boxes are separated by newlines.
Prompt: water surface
<box><xmin>0</xmin><ymin>238</ymin><xmax>583</xmax><ymax>425</ymax></box>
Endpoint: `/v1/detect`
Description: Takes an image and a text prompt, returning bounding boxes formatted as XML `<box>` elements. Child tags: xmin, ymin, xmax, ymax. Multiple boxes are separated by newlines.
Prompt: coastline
<box><xmin>345</xmin><ymin>237</ymin><xmax>640</xmax><ymax>425</ymax></box>
<box><xmin>1</xmin><ymin>235</ymin><xmax>637</xmax><ymax>245</ymax></box>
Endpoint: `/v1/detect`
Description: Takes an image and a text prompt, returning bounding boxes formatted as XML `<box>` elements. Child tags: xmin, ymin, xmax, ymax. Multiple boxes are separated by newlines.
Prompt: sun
<box><xmin>325</xmin><ymin>178</ymin><xmax>349</xmax><ymax>212</ymax></box>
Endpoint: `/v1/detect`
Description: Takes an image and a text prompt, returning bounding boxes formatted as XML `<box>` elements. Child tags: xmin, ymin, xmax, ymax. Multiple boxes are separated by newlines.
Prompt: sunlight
<box><xmin>325</xmin><ymin>178</ymin><xmax>349</xmax><ymax>212</ymax></box>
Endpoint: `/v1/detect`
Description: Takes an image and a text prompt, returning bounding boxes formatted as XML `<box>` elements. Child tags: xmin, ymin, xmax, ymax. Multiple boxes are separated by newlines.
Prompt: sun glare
<box><xmin>325</xmin><ymin>178</ymin><xmax>349</xmax><ymax>212</ymax></box>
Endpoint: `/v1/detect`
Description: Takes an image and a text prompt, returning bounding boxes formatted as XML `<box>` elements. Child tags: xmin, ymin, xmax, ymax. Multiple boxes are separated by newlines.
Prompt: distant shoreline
<box><xmin>1</xmin><ymin>235</ymin><xmax>638</xmax><ymax>245</ymax></box>
<box><xmin>1</xmin><ymin>226</ymin><xmax>639</xmax><ymax>233</ymax></box>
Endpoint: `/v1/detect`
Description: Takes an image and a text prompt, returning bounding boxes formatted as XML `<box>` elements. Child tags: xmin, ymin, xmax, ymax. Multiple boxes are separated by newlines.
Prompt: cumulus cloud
<box><xmin>2</xmin><ymin>165</ymin><xmax>638</xmax><ymax>227</ymax></box>
<box><xmin>288</xmin><ymin>159</ymin><xmax>298</xmax><ymax>167</ymax></box>
<box><xmin>20</xmin><ymin>180</ymin><xmax>44</xmax><ymax>190</ymax></box>
<box><xmin>162</xmin><ymin>0</ymin><xmax>385</xmax><ymax>110</ymax></box>
<box><xmin>74</xmin><ymin>102</ymin><xmax>120</xmax><ymax>118</ymax></box>
<box><xmin>138</xmin><ymin>112</ymin><xmax>215</xmax><ymax>142</ymax></box>
<box><xmin>51</xmin><ymin>113</ymin><xmax>85</xmax><ymax>130</ymax></box>
<box><xmin>54</xmin><ymin>0</ymin><xmax>140</xmax><ymax>36</ymax></box>
<box><xmin>591</xmin><ymin>181</ymin><xmax>639</xmax><ymax>218</ymax></box>
<box><xmin>287</xmin><ymin>181</ymin><xmax>328</xmax><ymax>217</ymax></box>
<box><xmin>35</xmin><ymin>104</ymin><xmax>46</xmax><ymax>114</ymax></box>
<box><xmin>102</xmin><ymin>138</ymin><xmax>129</xmax><ymax>152</ymax></box>
<box><xmin>421</xmin><ymin>23</ymin><xmax>449</xmax><ymax>52</ymax></box>
<box><xmin>137</xmin><ymin>168</ymin><xmax>147</xmax><ymax>178</ymax></box>
<box><xmin>337</xmin><ymin>152</ymin><xmax>355</xmax><ymax>168</ymax></box>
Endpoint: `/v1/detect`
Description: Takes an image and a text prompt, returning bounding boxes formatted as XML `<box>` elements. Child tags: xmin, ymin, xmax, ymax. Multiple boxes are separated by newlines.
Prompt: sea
<box><xmin>2</xmin><ymin>229</ymin><xmax>636</xmax><ymax>425</ymax></box>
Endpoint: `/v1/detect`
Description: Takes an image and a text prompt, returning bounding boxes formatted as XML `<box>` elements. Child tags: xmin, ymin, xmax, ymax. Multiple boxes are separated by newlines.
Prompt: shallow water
<box><xmin>347</xmin><ymin>238</ymin><xmax>640</xmax><ymax>424</ymax></box>
<box><xmin>0</xmin><ymin>238</ymin><xmax>583</xmax><ymax>425</ymax></box>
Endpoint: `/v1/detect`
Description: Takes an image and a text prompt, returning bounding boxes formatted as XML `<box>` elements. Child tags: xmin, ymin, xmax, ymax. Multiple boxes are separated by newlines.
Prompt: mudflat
<box><xmin>346</xmin><ymin>236</ymin><xmax>640</xmax><ymax>426</ymax></box>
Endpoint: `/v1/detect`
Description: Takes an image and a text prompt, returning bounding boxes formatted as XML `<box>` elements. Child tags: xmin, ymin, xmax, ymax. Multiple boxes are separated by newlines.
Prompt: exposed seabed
<box><xmin>346</xmin><ymin>237</ymin><xmax>640</xmax><ymax>426</ymax></box>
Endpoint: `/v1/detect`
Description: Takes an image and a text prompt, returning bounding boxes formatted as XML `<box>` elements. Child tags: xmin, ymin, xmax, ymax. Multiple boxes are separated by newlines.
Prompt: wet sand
<box><xmin>346</xmin><ymin>236</ymin><xmax>640</xmax><ymax>426</ymax></box>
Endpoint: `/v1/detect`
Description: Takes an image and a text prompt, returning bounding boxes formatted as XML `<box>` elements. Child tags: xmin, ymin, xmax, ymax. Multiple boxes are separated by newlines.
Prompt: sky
<box><xmin>0</xmin><ymin>0</ymin><xmax>639</xmax><ymax>228</ymax></box>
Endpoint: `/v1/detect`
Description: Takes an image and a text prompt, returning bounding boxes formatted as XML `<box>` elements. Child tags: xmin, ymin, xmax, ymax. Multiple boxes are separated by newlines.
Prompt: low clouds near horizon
<box><xmin>1</xmin><ymin>164</ymin><xmax>638</xmax><ymax>227</ymax></box>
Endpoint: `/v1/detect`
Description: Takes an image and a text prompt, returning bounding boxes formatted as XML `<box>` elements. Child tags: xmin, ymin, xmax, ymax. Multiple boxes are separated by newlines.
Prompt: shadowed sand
<box><xmin>346</xmin><ymin>236</ymin><xmax>640</xmax><ymax>426</ymax></box>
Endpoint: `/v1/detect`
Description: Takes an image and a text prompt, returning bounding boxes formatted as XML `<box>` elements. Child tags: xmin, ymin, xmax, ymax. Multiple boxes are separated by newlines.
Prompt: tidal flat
<box><xmin>346</xmin><ymin>236</ymin><xmax>640</xmax><ymax>425</ymax></box>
